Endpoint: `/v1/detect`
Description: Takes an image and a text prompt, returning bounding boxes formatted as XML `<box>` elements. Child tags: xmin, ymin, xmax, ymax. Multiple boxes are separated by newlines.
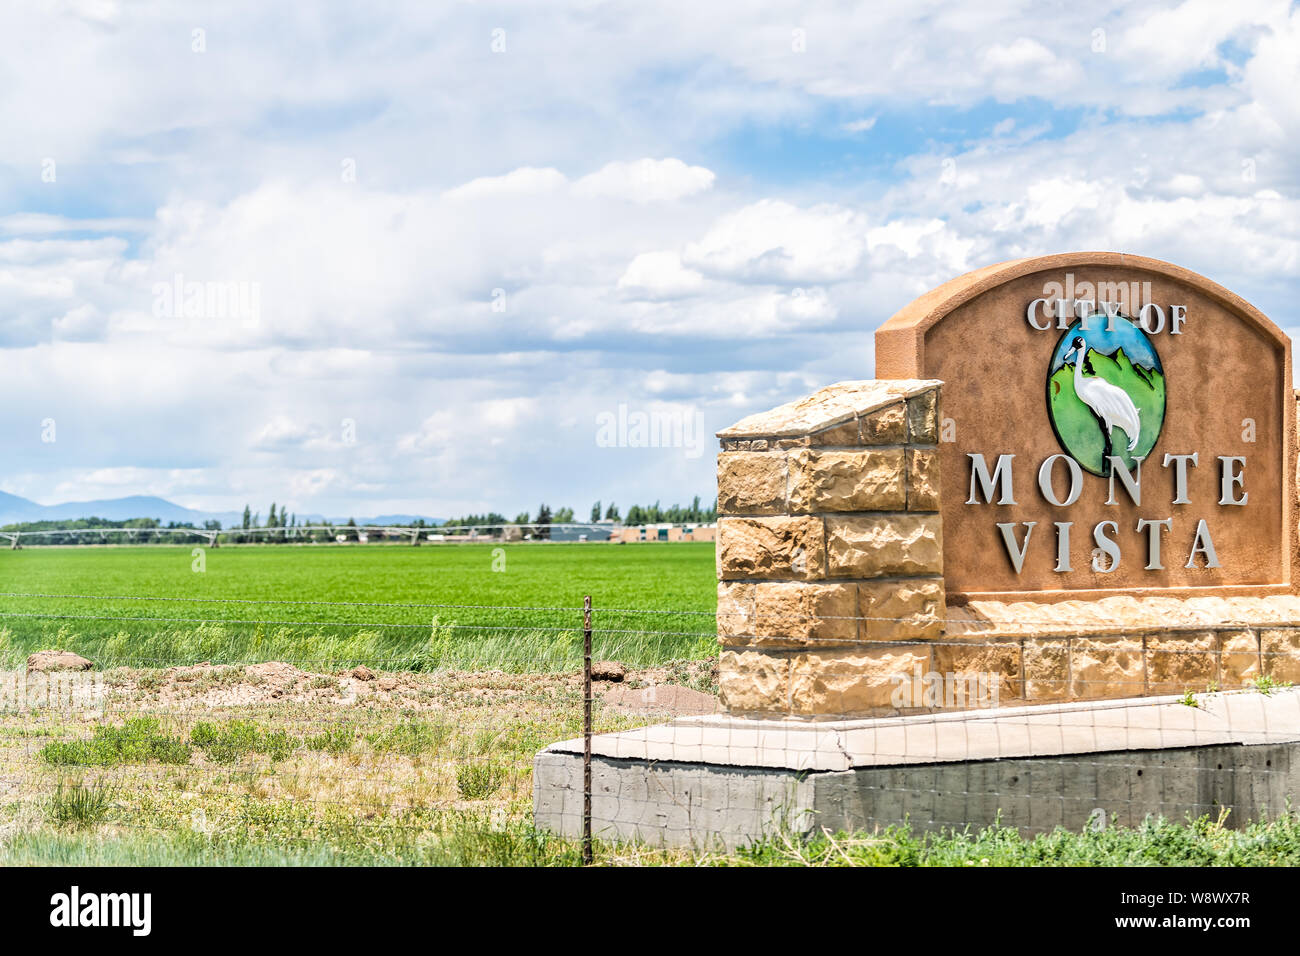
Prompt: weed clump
<box><xmin>47</xmin><ymin>780</ymin><xmax>113</xmax><ymax>829</ymax></box>
<box><xmin>366</xmin><ymin>719</ymin><xmax>449</xmax><ymax>757</ymax></box>
<box><xmin>191</xmin><ymin>720</ymin><xmax>295</xmax><ymax>765</ymax></box>
<box><xmin>456</xmin><ymin>760</ymin><xmax>506</xmax><ymax>799</ymax></box>
<box><xmin>40</xmin><ymin>718</ymin><xmax>191</xmax><ymax>767</ymax></box>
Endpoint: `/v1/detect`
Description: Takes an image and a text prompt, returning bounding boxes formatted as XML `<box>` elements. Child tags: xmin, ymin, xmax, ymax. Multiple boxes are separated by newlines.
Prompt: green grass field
<box><xmin>0</xmin><ymin>541</ymin><xmax>718</xmax><ymax>669</ymax></box>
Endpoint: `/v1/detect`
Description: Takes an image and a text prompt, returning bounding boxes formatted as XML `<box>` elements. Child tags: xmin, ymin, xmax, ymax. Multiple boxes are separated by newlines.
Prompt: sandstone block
<box><xmin>788</xmin><ymin>449</ymin><xmax>906</xmax><ymax>514</ymax></box>
<box><xmin>789</xmin><ymin>645</ymin><xmax>932</xmax><ymax>716</ymax></box>
<box><xmin>1217</xmin><ymin>630</ymin><xmax>1260</xmax><ymax>688</ymax></box>
<box><xmin>907</xmin><ymin>390</ymin><xmax>939</xmax><ymax>443</ymax></box>
<box><xmin>1145</xmin><ymin>632</ymin><xmax>1219</xmax><ymax>696</ymax></box>
<box><xmin>825</xmin><ymin>514</ymin><xmax>942</xmax><ymax>578</ymax></box>
<box><xmin>809</xmin><ymin>419</ymin><xmax>861</xmax><ymax>447</ymax></box>
<box><xmin>752</xmin><ymin>581</ymin><xmax>858</xmax><ymax>645</ymax></box>
<box><xmin>717</xmin><ymin>380</ymin><xmax>936</xmax><ymax>441</ymax></box>
<box><xmin>1023</xmin><ymin>639</ymin><xmax>1069</xmax><ymax>701</ymax></box>
<box><xmin>859</xmin><ymin>402</ymin><xmax>907</xmax><ymax>444</ymax></box>
<box><xmin>1261</xmin><ymin>628</ymin><xmax>1300</xmax><ymax>683</ymax></box>
<box><xmin>717</xmin><ymin>451</ymin><xmax>788</xmax><ymax>516</ymax></box>
<box><xmin>859</xmin><ymin>577</ymin><xmax>944</xmax><ymax>640</ymax></box>
<box><xmin>932</xmin><ymin>639</ymin><xmax>1022</xmax><ymax>706</ymax></box>
<box><xmin>718</xmin><ymin>649</ymin><xmax>789</xmax><ymax>714</ymax></box>
<box><xmin>906</xmin><ymin>447</ymin><xmax>941</xmax><ymax>512</ymax></box>
<box><xmin>1072</xmin><ymin>638</ymin><xmax>1145</xmax><ymax>699</ymax></box>
<box><xmin>717</xmin><ymin>516</ymin><xmax>825</xmax><ymax>581</ymax></box>
<box><xmin>716</xmin><ymin>581</ymin><xmax>755</xmax><ymax>645</ymax></box>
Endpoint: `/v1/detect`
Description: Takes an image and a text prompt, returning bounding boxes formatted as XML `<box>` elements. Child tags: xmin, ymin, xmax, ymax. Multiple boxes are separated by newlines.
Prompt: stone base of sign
<box><xmin>715</xmin><ymin>379</ymin><xmax>949</xmax><ymax>716</ymax></box>
<box><xmin>720</xmin><ymin>595</ymin><xmax>1300</xmax><ymax>718</ymax></box>
<box><xmin>533</xmin><ymin>688</ymin><xmax>1300</xmax><ymax>850</ymax></box>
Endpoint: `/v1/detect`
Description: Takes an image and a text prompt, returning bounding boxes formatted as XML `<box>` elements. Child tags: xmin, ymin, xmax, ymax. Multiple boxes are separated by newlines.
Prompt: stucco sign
<box><xmin>876</xmin><ymin>252</ymin><xmax>1297</xmax><ymax>601</ymax></box>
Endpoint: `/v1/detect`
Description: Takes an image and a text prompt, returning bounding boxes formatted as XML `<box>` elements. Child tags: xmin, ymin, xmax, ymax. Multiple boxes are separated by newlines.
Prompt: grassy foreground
<box><xmin>3</xmin><ymin>659</ymin><xmax>1298</xmax><ymax>867</ymax></box>
<box><xmin>8</xmin><ymin>810</ymin><xmax>1300</xmax><ymax>867</ymax></box>
<box><xmin>0</xmin><ymin>541</ymin><xmax>718</xmax><ymax>669</ymax></box>
<box><xmin>0</xmin><ymin>657</ymin><xmax>717</xmax><ymax>867</ymax></box>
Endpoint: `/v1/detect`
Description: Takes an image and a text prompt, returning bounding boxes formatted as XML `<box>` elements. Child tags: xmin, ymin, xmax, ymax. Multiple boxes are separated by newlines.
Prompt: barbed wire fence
<box><xmin>1</xmin><ymin>586</ymin><xmax>1298</xmax><ymax>860</ymax></box>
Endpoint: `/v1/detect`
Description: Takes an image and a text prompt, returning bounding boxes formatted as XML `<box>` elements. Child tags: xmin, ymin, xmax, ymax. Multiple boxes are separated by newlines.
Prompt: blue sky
<box><xmin>1049</xmin><ymin>317</ymin><xmax>1164</xmax><ymax>375</ymax></box>
<box><xmin>1</xmin><ymin>0</ymin><xmax>1297</xmax><ymax>519</ymax></box>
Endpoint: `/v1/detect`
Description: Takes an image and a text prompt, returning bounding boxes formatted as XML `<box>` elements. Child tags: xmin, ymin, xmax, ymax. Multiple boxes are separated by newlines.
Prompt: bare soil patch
<box><xmin>98</xmin><ymin>657</ymin><xmax>719</xmax><ymax>714</ymax></box>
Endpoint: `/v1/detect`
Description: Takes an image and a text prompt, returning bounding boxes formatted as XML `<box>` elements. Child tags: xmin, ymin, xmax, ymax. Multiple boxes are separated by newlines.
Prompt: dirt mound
<box><xmin>591</xmin><ymin>661</ymin><xmax>627</xmax><ymax>682</ymax></box>
<box><xmin>595</xmin><ymin>682</ymin><xmax>720</xmax><ymax>717</ymax></box>
<box><xmin>101</xmin><ymin>660</ymin><xmax>720</xmax><ymax>714</ymax></box>
<box><xmin>26</xmin><ymin>650</ymin><xmax>94</xmax><ymax>674</ymax></box>
<box><xmin>244</xmin><ymin>661</ymin><xmax>305</xmax><ymax>684</ymax></box>
<box><xmin>125</xmin><ymin>660</ymin><xmax>332</xmax><ymax>707</ymax></box>
<box><xmin>168</xmin><ymin>662</ymin><xmax>216</xmax><ymax>678</ymax></box>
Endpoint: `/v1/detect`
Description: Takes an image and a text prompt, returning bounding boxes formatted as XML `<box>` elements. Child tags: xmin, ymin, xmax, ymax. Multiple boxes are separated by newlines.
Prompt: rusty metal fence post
<box><xmin>582</xmin><ymin>594</ymin><xmax>593</xmax><ymax>865</ymax></box>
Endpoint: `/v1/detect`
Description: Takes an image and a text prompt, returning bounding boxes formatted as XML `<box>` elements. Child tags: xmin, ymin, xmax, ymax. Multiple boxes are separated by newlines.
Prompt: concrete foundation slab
<box><xmin>534</xmin><ymin>689</ymin><xmax>1300</xmax><ymax>850</ymax></box>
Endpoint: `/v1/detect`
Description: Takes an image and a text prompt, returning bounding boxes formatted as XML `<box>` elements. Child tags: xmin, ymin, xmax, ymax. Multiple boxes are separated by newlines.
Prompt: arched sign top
<box><xmin>875</xmin><ymin>251</ymin><xmax>1296</xmax><ymax>602</ymax></box>
<box><xmin>876</xmin><ymin>252</ymin><xmax>1289</xmax><ymax>379</ymax></box>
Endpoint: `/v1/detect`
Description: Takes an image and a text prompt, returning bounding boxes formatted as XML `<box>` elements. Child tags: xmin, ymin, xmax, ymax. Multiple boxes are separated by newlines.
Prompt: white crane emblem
<box><xmin>1064</xmin><ymin>334</ymin><xmax>1141</xmax><ymax>460</ymax></box>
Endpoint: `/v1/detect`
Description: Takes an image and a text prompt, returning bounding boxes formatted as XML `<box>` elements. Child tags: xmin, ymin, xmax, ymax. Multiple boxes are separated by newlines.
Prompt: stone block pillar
<box><xmin>715</xmin><ymin>380</ymin><xmax>945</xmax><ymax>716</ymax></box>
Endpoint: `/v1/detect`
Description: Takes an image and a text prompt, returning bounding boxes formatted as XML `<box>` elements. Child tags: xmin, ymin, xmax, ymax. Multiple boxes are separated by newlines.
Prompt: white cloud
<box><xmin>574</xmin><ymin>158</ymin><xmax>715</xmax><ymax>203</ymax></box>
<box><xmin>623</xmin><ymin>287</ymin><xmax>837</xmax><ymax>337</ymax></box>
<box><xmin>288</xmin><ymin>468</ymin><xmax>340</xmax><ymax>500</ymax></box>
<box><xmin>683</xmin><ymin>200</ymin><xmax>868</xmax><ymax>283</ymax></box>
<box><xmin>250</xmin><ymin>416</ymin><xmax>335</xmax><ymax>453</ymax></box>
<box><xmin>981</xmin><ymin>37</ymin><xmax>1053</xmax><ymax>72</ymax></box>
<box><xmin>1238</xmin><ymin>6</ymin><xmax>1300</xmax><ymax>139</ymax></box>
<box><xmin>442</xmin><ymin>167</ymin><xmax>568</xmax><ymax>202</ymax></box>
<box><xmin>0</xmin><ymin>213</ymin><xmax>150</xmax><ymax>236</ymax></box>
<box><xmin>49</xmin><ymin>467</ymin><xmax>206</xmax><ymax>502</ymax></box>
<box><xmin>617</xmin><ymin>251</ymin><xmax>705</xmax><ymax>299</ymax></box>
<box><xmin>1117</xmin><ymin>0</ymin><xmax>1277</xmax><ymax>80</ymax></box>
<box><xmin>397</xmin><ymin>397</ymin><xmax>539</xmax><ymax>455</ymax></box>
<box><xmin>52</xmin><ymin>304</ymin><xmax>106</xmax><ymax>341</ymax></box>
<box><xmin>1019</xmin><ymin>177</ymin><xmax>1109</xmax><ymax>229</ymax></box>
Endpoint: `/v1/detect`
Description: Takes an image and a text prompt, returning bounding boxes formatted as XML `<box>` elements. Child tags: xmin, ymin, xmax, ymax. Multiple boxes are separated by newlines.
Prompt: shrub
<box><xmin>47</xmin><ymin>780</ymin><xmax>112</xmax><ymax>829</ymax></box>
<box><xmin>456</xmin><ymin>760</ymin><xmax>506</xmax><ymax>799</ymax></box>
<box><xmin>191</xmin><ymin>720</ymin><xmax>297</xmax><ymax>765</ymax></box>
<box><xmin>40</xmin><ymin>718</ymin><xmax>191</xmax><ymax>767</ymax></box>
<box><xmin>303</xmin><ymin>726</ymin><xmax>356</xmax><ymax>755</ymax></box>
<box><xmin>366</xmin><ymin>719</ymin><xmax>449</xmax><ymax>757</ymax></box>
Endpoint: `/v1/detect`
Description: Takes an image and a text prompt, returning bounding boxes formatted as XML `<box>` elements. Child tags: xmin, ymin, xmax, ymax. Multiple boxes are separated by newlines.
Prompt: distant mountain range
<box><xmin>0</xmin><ymin>492</ymin><xmax>444</xmax><ymax>529</ymax></box>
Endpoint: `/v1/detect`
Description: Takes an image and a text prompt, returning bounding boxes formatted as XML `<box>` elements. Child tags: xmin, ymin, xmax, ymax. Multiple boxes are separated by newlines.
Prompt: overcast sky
<box><xmin>2</xmin><ymin>1</ymin><xmax>1296</xmax><ymax>519</ymax></box>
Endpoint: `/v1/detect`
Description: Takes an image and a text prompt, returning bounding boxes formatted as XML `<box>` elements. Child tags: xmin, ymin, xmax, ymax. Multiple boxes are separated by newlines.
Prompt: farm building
<box><xmin>609</xmin><ymin>523</ymin><xmax>716</xmax><ymax>543</ymax></box>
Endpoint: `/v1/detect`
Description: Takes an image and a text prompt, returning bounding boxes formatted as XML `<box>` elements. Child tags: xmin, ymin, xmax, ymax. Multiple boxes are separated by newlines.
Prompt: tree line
<box><xmin>0</xmin><ymin>516</ymin><xmax>201</xmax><ymax>545</ymax></box>
<box><xmin>2</xmin><ymin>496</ymin><xmax>719</xmax><ymax>545</ymax></box>
<box><xmin>227</xmin><ymin>504</ymin><xmax>436</xmax><ymax>544</ymax></box>
<box><xmin>443</xmin><ymin>496</ymin><xmax>717</xmax><ymax>528</ymax></box>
